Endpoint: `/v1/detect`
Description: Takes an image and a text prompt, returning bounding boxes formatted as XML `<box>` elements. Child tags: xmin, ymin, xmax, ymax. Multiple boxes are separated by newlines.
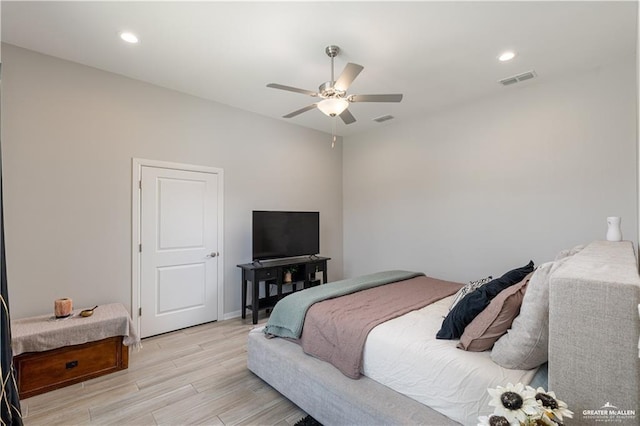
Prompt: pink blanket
<box><xmin>299</xmin><ymin>275</ymin><xmax>462</xmax><ymax>378</ymax></box>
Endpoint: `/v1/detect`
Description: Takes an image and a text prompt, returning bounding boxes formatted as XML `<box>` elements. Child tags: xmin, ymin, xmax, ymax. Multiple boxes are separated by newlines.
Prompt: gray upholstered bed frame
<box><xmin>247</xmin><ymin>241</ymin><xmax>640</xmax><ymax>425</ymax></box>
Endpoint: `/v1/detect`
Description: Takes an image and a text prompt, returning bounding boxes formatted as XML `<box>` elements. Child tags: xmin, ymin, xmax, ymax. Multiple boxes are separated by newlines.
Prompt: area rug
<box><xmin>294</xmin><ymin>414</ymin><xmax>323</xmax><ymax>426</ymax></box>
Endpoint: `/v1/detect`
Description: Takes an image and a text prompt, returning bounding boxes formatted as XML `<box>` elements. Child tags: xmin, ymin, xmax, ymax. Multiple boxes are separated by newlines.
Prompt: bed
<box><xmin>247</xmin><ymin>241</ymin><xmax>640</xmax><ymax>425</ymax></box>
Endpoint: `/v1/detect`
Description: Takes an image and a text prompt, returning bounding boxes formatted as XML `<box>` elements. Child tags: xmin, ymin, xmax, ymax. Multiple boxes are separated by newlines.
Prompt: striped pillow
<box><xmin>449</xmin><ymin>276</ymin><xmax>493</xmax><ymax>311</ymax></box>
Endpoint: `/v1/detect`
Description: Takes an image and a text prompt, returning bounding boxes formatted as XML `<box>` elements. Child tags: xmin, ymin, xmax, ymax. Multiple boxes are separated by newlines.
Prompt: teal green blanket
<box><xmin>263</xmin><ymin>270</ymin><xmax>424</xmax><ymax>339</ymax></box>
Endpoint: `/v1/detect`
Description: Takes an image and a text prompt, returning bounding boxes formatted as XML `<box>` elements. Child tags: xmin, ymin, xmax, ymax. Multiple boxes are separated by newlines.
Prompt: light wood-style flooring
<box><xmin>20</xmin><ymin>315</ymin><xmax>306</xmax><ymax>426</ymax></box>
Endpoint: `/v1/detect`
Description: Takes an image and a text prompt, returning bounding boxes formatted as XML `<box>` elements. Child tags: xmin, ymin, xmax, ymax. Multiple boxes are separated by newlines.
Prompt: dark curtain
<box><xmin>1</xmin><ymin>67</ymin><xmax>24</xmax><ymax>424</ymax></box>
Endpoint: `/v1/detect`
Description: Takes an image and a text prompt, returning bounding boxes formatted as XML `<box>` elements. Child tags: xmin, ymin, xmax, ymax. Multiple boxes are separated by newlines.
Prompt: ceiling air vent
<box><xmin>498</xmin><ymin>70</ymin><xmax>537</xmax><ymax>86</ymax></box>
<box><xmin>373</xmin><ymin>114</ymin><xmax>395</xmax><ymax>123</ymax></box>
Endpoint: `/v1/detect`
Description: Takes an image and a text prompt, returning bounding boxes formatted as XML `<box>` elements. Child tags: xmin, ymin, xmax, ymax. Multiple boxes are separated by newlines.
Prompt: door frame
<box><xmin>131</xmin><ymin>158</ymin><xmax>224</xmax><ymax>335</ymax></box>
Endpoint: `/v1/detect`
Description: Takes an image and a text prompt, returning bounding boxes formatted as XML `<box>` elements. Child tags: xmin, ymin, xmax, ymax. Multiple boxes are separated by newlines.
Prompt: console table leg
<box><xmin>252</xmin><ymin>280</ymin><xmax>259</xmax><ymax>325</ymax></box>
<box><xmin>241</xmin><ymin>278</ymin><xmax>247</xmax><ymax>319</ymax></box>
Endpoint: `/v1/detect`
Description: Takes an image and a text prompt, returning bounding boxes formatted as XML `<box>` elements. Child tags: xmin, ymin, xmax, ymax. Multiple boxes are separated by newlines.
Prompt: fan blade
<box><xmin>283</xmin><ymin>104</ymin><xmax>317</xmax><ymax>118</ymax></box>
<box><xmin>267</xmin><ymin>83</ymin><xmax>318</xmax><ymax>97</ymax></box>
<box><xmin>334</xmin><ymin>63</ymin><xmax>364</xmax><ymax>92</ymax></box>
<box><xmin>339</xmin><ymin>108</ymin><xmax>356</xmax><ymax>125</ymax></box>
<box><xmin>350</xmin><ymin>94</ymin><xmax>403</xmax><ymax>103</ymax></box>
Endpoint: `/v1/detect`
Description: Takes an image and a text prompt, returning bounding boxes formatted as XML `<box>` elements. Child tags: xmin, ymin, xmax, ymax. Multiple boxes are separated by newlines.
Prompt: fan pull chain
<box><xmin>331</xmin><ymin>117</ymin><xmax>337</xmax><ymax>148</ymax></box>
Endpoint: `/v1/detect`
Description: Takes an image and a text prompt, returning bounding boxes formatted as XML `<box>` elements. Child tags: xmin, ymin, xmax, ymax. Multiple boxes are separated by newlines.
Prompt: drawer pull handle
<box><xmin>66</xmin><ymin>360</ymin><xmax>78</xmax><ymax>369</ymax></box>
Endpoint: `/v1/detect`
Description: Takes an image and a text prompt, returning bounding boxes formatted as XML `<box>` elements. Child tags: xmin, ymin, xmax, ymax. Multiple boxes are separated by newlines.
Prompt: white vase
<box><xmin>606</xmin><ymin>217</ymin><xmax>622</xmax><ymax>241</ymax></box>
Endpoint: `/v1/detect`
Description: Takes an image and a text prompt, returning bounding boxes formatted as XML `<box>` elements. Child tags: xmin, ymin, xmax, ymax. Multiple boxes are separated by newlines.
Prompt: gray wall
<box><xmin>1</xmin><ymin>44</ymin><xmax>344</xmax><ymax>319</ymax></box>
<box><xmin>343</xmin><ymin>60</ymin><xmax>637</xmax><ymax>282</ymax></box>
<box><xmin>2</xmin><ymin>44</ymin><xmax>637</xmax><ymax>318</ymax></box>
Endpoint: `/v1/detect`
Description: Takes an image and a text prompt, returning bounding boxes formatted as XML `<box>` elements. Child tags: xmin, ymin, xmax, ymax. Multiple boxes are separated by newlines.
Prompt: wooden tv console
<box><xmin>238</xmin><ymin>256</ymin><xmax>330</xmax><ymax>324</ymax></box>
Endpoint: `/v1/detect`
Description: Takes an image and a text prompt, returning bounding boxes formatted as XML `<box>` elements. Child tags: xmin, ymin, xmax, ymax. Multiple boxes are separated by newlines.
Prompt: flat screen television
<box><xmin>252</xmin><ymin>211</ymin><xmax>320</xmax><ymax>261</ymax></box>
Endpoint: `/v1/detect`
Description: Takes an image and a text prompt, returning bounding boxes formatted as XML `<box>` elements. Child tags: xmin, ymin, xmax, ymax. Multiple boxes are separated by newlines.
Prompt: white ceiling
<box><xmin>2</xmin><ymin>1</ymin><xmax>637</xmax><ymax>137</ymax></box>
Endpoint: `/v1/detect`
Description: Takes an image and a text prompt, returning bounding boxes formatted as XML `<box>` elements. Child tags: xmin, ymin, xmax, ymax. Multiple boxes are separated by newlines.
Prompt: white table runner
<box><xmin>11</xmin><ymin>303</ymin><xmax>140</xmax><ymax>356</ymax></box>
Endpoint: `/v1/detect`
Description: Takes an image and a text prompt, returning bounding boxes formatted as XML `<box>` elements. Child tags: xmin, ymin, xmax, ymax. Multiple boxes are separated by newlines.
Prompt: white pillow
<box><xmin>449</xmin><ymin>276</ymin><xmax>493</xmax><ymax>311</ymax></box>
<box><xmin>491</xmin><ymin>256</ymin><xmax>571</xmax><ymax>369</ymax></box>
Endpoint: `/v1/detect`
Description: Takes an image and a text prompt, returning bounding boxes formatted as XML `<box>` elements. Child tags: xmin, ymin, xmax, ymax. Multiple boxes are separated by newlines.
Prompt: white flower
<box><xmin>488</xmin><ymin>383</ymin><xmax>539</xmax><ymax>425</ymax></box>
<box><xmin>480</xmin><ymin>383</ymin><xmax>574</xmax><ymax>426</ymax></box>
<box><xmin>533</xmin><ymin>387</ymin><xmax>574</xmax><ymax>423</ymax></box>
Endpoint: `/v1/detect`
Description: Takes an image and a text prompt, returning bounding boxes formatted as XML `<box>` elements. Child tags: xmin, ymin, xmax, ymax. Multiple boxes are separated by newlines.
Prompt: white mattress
<box><xmin>362</xmin><ymin>295</ymin><xmax>537</xmax><ymax>426</ymax></box>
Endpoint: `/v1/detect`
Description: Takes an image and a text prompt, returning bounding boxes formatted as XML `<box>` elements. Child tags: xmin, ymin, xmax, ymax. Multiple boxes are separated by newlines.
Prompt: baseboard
<box><xmin>223</xmin><ymin>310</ymin><xmax>242</xmax><ymax>320</ymax></box>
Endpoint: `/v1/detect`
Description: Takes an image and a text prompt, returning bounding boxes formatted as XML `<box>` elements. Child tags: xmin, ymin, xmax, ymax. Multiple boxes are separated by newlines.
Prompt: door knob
<box><xmin>207</xmin><ymin>252</ymin><xmax>218</xmax><ymax>258</ymax></box>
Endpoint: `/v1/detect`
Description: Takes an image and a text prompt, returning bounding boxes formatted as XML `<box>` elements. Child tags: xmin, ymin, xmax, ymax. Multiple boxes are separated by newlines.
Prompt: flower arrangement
<box><xmin>478</xmin><ymin>383</ymin><xmax>573</xmax><ymax>426</ymax></box>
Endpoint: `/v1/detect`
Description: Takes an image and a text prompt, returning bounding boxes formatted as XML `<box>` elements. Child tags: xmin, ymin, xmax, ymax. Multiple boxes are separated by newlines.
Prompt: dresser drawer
<box><xmin>256</xmin><ymin>268</ymin><xmax>277</xmax><ymax>281</ymax></box>
<box><xmin>14</xmin><ymin>336</ymin><xmax>128</xmax><ymax>399</ymax></box>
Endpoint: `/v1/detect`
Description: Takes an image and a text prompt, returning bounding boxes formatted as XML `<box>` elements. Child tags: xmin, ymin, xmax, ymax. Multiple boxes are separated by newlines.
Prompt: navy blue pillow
<box><xmin>436</xmin><ymin>260</ymin><xmax>534</xmax><ymax>340</ymax></box>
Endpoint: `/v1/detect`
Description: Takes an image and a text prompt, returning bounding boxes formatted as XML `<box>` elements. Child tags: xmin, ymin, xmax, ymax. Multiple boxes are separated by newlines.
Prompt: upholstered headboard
<box><xmin>549</xmin><ymin>240</ymin><xmax>639</xmax><ymax>425</ymax></box>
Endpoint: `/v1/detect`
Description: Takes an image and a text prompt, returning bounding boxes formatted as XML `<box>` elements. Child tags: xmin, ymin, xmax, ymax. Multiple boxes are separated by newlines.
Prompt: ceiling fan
<box><xmin>267</xmin><ymin>45</ymin><xmax>403</xmax><ymax>125</ymax></box>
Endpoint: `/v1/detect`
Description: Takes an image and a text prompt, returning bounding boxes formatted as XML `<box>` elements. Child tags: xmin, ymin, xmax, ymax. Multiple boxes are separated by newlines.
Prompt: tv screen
<box><xmin>252</xmin><ymin>211</ymin><xmax>319</xmax><ymax>261</ymax></box>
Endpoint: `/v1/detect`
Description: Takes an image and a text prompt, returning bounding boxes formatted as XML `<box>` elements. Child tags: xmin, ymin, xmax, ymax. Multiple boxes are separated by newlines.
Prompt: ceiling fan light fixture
<box><xmin>267</xmin><ymin>45</ymin><xmax>403</xmax><ymax>126</ymax></box>
<box><xmin>317</xmin><ymin>98</ymin><xmax>349</xmax><ymax>117</ymax></box>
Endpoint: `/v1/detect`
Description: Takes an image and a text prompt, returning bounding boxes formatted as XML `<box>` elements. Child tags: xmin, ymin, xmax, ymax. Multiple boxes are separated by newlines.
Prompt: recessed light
<box><xmin>498</xmin><ymin>51</ymin><xmax>516</xmax><ymax>62</ymax></box>
<box><xmin>119</xmin><ymin>32</ymin><xmax>139</xmax><ymax>44</ymax></box>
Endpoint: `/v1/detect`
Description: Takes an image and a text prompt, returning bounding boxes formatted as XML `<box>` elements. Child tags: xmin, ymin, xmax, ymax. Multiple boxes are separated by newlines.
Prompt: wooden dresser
<box><xmin>11</xmin><ymin>303</ymin><xmax>138</xmax><ymax>399</ymax></box>
<box><xmin>13</xmin><ymin>336</ymin><xmax>128</xmax><ymax>399</ymax></box>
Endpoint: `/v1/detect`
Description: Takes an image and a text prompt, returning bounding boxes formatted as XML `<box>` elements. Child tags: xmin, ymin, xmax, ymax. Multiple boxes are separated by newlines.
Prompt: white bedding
<box><xmin>362</xmin><ymin>295</ymin><xmax>538</xmax><ymax>426</ymax></box>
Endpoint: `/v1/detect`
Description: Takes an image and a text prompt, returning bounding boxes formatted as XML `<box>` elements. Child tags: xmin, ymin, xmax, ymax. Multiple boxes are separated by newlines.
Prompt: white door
<box><xmin>140</xmin><ymin>166</ymin><xmax>220</xmax><ymax>337</ymax></box>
